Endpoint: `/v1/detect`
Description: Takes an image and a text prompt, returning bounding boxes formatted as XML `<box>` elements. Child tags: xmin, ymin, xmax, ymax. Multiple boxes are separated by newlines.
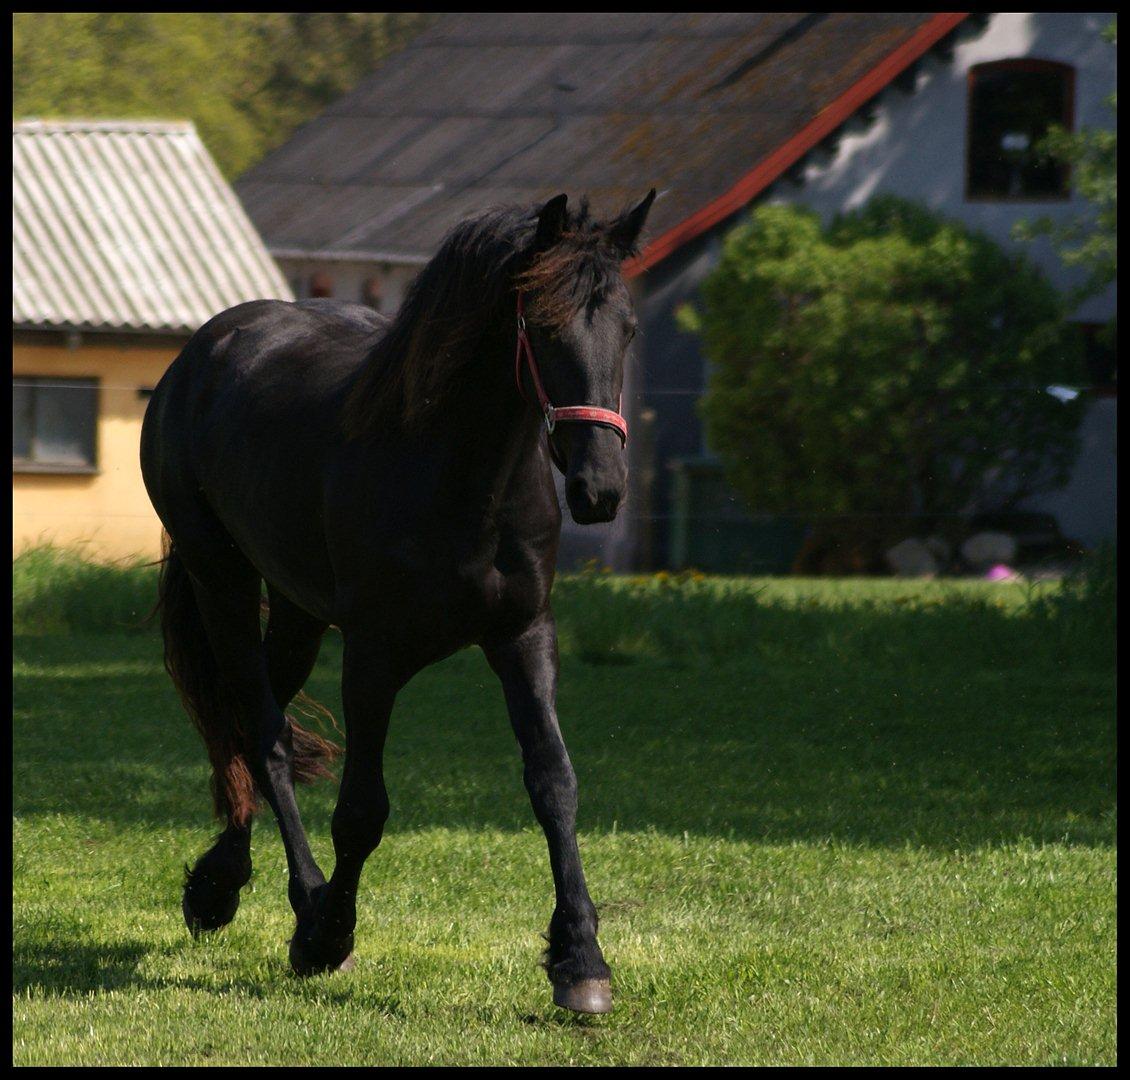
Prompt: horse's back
<box><xmin>141</xmin><ymin>298</ymin><xmax>386</xmax><ymax>612</ymax></box>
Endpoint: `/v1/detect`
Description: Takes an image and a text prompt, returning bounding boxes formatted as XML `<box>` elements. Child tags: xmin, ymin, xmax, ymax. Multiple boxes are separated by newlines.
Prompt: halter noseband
<box><xmin>514</xmin><ymin>292</ymin><xmax>628</xmax><ymax>458</ymax></box>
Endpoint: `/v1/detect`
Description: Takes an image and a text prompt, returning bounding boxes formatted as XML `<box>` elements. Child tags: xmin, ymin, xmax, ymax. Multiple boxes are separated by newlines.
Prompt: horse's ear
<box><xmin>609</xmin><ymin>188</ymin><xmax>657</xmax><ymax>255</ymax></box>
<box><xmin>534</xmin><ymin>193</ymin><xmax>569</xmax><ymax>249</ymax></box>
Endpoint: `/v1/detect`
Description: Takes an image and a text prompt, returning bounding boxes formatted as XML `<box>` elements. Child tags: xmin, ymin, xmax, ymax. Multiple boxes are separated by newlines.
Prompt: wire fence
<box><xmin>12</xmin><ymin>377</ymin><xmax>1112</xmax><ymax>574</ymax></box>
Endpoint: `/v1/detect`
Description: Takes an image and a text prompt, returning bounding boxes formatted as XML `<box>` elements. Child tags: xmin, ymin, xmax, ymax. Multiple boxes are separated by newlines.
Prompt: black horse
<box><xmin>140</xmin><ymin>190</ymin><xmax>656</xmax><ymax>1014</ymax></box>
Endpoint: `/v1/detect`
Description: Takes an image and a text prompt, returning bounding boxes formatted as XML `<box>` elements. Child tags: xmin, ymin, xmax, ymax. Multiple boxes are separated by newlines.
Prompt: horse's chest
<box><xmin>331</xmin><ymin>495</ymin><xmax>553</xmax><ymax>650</ymax></box>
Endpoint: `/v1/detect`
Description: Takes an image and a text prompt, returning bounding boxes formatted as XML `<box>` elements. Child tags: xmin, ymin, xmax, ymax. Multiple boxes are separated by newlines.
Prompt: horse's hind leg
<box><xmin>158</xmin><ymin>538</ymin><xmax>255</xmax><ymax>933</ymax></box>
<box><xmin>263</xmin><ymin>585</ymin><xmax>333</xmax><ymax>791</ymax></box>
<box><xmin>166</xmin><ymin>544</ymin><xmax>332</xmax><ymax>940</ymax></box>
<box><xmin>183</xmin><ymin>819</ymin><xmax>253</xmax><ymax>934</ymax></box>
<box><xmin>182</xmin><ymin>585</ymin><xmax>329</xmax><ymax>933</ymax></box>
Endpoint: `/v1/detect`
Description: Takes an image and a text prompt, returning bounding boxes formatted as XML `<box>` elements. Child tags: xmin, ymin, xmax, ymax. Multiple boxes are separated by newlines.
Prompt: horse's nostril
<box><xmin>566</xmin><ymin>477</ymin><xmax>594</xmax><ymax>508</ymax></box>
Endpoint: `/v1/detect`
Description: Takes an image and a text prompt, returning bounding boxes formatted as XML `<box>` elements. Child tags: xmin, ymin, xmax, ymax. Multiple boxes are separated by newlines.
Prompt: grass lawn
<box><xmin>12</xmin><ymin>559</ymin><xmax>1116</xmax><ymax>1065</ymax></box>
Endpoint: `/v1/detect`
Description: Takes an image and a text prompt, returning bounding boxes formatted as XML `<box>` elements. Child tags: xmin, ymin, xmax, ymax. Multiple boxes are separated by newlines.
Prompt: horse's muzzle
<box><xmin>566</xmin><ymin>476</ymin><xmax>622</xmax><ymax>524</ymax></box>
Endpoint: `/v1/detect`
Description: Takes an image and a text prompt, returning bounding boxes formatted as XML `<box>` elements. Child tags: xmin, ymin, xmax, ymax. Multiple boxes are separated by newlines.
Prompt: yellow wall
<box><xmin>13</xmin><ymin>334</ymin><xmax>184</xmax><ymax>561</ymax></box>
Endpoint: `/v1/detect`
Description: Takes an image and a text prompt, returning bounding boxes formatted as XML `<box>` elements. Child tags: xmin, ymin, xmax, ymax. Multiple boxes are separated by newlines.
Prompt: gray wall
<box><xmin>280</xmin><ymin>257</ymin><xmax>419</xmax><ymax>313</ymax></box>
<box><xmin>770</xmin><ymin>11</ymin><xmax>1116</xmax><ymax>324</ymax></box>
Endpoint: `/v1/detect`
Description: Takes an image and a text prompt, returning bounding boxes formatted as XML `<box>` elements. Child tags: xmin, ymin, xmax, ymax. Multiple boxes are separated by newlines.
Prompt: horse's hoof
<box><xmin>182</xmin><ymin>888</ymin><xmax>239</xmax><ymax>937</ymax></box>
<box><xmin>289</xmin><ymin>932</ymin><xmax>355</xmax><ymax>977</ymax></box>
<box><xmin>553</xmin><ymin>978</ymin><xmax>612</xmax><ymax>1015</ymax></box>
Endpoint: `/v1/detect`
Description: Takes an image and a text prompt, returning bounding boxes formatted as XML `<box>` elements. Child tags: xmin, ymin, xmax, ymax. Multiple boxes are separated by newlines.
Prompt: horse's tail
<box><xmin>156</xmin><ymin>534</ymin><xmax>340</xmax><ymax>826</ymax></box>
<box><xmin>156</xmin><ymin>533</ymin><xmax>259</xmax><ymax>825</ymax></box>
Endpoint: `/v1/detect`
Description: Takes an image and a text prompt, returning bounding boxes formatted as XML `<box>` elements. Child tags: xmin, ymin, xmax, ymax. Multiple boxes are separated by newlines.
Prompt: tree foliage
<box><xmin>12</xmin><ymin>12</ymin><xmax>432</xmax><ymax>178</ymax></box>
<box><xmin>679</xmin><ymin>197</ymin><xmax>1086</xmax><ymax>520</ymax></box>
<box><xmin>1015</xmin><ymin>18</ymin><xmax>1117</xmax><ymax>306</ymax></box>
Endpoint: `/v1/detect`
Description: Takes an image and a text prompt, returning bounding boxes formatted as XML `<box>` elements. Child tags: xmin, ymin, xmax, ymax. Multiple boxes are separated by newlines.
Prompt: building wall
<box><xmin>280</xmin><ymin>256</ymin><xmax>420</xmax><ymax>314</ymax></box>
<box><xmin>634</xmin><ymin>230</ymin><xmax>724</xmax><ymax>567</ymax></box>
<box><xmin>770</xmin><ymin>11</ymin><xmax>1117</xmax><ymax>323</ymax></box>
<box><xmin>13</xmin><ymin>333</ymin><xmax>181</xmax><ymax>561</ymax></box>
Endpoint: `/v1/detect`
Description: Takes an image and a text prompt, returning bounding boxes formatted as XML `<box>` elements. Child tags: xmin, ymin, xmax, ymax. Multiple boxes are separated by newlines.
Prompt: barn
<box><xmin>12</xmin><ymin>120</ymin><xmax>292</xmax><ymax>560</ymax></box>
<box><xmin>236</xmin><ymin>12</ymin><xmax>1117</xmax><ymax>571</ymax></box>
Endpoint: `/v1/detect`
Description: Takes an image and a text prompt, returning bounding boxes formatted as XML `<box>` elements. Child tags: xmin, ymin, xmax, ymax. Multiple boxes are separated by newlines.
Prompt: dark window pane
<box><xmin>13</xmin><ymin>381</ymin><xmax>34</xmax><ymax>460</ymax></box>
<box><xmin>968</xmin><ymin>64</ymin><xmax>1072</xmax><ymax>199</ymax></box>
<box><xmin>22</xmin><ymin>378</ymin><xmax>98</xmax><ymax>466</ymax></box>
<box><xmin>1081</xmin><ymin>324</ymin><xmax>1117</xmax><ymax>389</ymax></box>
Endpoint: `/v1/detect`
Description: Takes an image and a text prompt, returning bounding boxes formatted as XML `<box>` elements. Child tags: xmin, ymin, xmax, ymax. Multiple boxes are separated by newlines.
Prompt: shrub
<box><xmin>12</xmin><ymin>546</ymin><xmax>157</xmax><ymax>635</ymax></box>
<box><xmin>1027</xmin><ymin>542</ymin><xmax>1116</xmax><ymax>652</ymax></box>
<box><xmin>679</xmin><ymin>197</ymin><xmax>1087</xmax><ymax>525</ymax></box>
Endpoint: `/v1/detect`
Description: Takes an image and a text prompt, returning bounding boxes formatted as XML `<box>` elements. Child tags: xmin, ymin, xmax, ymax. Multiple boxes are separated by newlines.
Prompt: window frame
<box><xmin>12</xmin><ymin>375</ymin><xmax>100</xmax><ymax>475</ymax></box>
<box><xmin>965</xmin><ymin>58</ymin><xmax>1076</xmax><ymax>204</ymax></box>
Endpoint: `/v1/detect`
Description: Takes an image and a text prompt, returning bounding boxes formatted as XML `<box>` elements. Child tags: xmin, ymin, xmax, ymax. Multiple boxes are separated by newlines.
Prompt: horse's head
<box><xmin>517</xmin><ymin>190</ymin><xmax>656</xmax><ymax>525</ymax></box>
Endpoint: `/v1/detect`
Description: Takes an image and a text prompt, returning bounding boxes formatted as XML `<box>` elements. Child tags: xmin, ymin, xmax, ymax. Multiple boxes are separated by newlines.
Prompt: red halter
<box><xmin>514</xmin><ymin>292</ymin><xmax>629</xmax><ymax>450</ymax></box>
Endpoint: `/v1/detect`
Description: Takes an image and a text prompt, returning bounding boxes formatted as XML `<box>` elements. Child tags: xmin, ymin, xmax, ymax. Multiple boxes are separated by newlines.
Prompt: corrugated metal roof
<box><xmin>236</xmin><ymin>13</ymin><xmax>966</xmax><ymax>266</ymax></box>
<box><xmin>13</xmin><ymin>120</ymin><xmax>293</xmax><ymax>333</ymax></box>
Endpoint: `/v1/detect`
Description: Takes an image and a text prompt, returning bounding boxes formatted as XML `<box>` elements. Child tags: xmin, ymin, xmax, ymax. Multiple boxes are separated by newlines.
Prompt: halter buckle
<box><xmin>543</xmin><ymin>403</ymin><xmax>556</xmax><ymax>434</ymax></box>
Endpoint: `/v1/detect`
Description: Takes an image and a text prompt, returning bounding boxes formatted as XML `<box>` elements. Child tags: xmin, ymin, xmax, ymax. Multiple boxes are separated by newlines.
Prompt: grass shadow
<box><xmin>14</xmin><ymin>938</ymin><xmax>153</xmax><ymax>997</ymax></box>
<box><xmin>11</xmin><ymin>924</ymin><xmax>407</xmax><ymax>1012</ymax></box>
<box><xmin>13</xmin><ymin>573</ymin><xmax>1115</xmax><ymax>850</ymax></box>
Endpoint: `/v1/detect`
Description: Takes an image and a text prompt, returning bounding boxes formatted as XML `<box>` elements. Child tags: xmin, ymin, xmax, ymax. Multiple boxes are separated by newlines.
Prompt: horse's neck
<box><xmin>431</xmin><ymin>331</ymin><xmax>550</xmax><ymax>507</ymax></box>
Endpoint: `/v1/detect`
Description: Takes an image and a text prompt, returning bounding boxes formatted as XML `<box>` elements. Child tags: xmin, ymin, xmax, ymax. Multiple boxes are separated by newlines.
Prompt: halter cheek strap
<box><xmin>514</xmin><ymin>292</ymin><xmax>629</xmax><ymax>445</ymax></box>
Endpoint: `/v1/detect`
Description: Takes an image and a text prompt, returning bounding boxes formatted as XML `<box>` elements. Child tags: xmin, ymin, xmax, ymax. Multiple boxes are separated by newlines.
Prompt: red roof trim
<box><xmin>626</xmin><ymin>12</ymin><xmax>971</xmax><ymax>277</ymax></box>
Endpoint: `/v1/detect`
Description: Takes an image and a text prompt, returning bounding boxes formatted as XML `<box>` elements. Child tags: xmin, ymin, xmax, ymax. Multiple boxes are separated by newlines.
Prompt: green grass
<box><xmin>12</xmin><ymin>554</ymin><xmax>1116</xmax><ymax>1065</ymax></box>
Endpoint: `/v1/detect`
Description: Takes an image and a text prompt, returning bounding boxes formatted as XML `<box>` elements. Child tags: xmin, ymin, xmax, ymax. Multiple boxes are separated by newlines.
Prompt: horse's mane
<box><xmin>342</xmin><ymin>197</ymin><xmax>639</xmax><ymax>436</ymax></box>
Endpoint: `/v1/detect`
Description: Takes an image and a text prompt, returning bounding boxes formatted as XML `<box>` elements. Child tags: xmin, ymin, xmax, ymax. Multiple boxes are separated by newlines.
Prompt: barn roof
<box><xmin>13</xmin><ymin>120</ymin><xmax>292</xmax><ymax>333</ymax></box>
<box><xmin>236</xmin><ymin>13</ymin><xmax>970</xmax><ymax>273</ymax></box>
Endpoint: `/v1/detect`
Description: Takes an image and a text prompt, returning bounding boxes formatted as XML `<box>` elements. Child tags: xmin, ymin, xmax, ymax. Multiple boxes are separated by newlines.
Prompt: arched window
<box><xmin>966</xmin><ymin>59</ymin><xmax>1074</xmax><ymax>201</ymax></box>
<box><xmin>308</xmin><ymin>271</ymin><xmax>333</xmax><ymax>298</ymax></box>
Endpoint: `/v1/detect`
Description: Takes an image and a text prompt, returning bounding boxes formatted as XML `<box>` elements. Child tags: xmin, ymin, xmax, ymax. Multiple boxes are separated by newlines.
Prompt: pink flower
<box><xmin>985</xmin><ymin>563</ymin><xmax>1019</xmax><ymax>582</ymax></box>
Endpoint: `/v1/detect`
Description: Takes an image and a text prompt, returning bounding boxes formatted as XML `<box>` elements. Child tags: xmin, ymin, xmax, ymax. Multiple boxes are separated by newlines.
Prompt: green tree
<box><xmin>1014</xmin><ymin>19</ymin><xmax>1117</xmax><ymax>305</ymax></box>
<box><xmin>12</xmin><ymin>13</ymin><xmax>432</xmax><ymax>178</ymax></box>
<box><xmin>679</xmin><ymin>198</ymin><xmax>1086</xmax><ymax>523</ymax></box>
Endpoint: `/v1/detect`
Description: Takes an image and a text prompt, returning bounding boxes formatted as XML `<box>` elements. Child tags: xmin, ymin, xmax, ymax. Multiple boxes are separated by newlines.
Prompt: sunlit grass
<box><xmin>12</xmin><ymin>555</ymin><xmax>1115</xmax><ymax>1065</ymax></box>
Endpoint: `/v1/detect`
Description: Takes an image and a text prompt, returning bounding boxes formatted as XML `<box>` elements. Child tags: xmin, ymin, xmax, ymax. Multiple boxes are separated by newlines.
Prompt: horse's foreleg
<box><xmin>484</xmin><ymin>612</ymin><xmax>612</xmax><ymax>1014</ymax></box>
<box><xmin>289</xmin><ymin>631</ymin><xmax>397</xmax><ymax>976</ymax></box>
